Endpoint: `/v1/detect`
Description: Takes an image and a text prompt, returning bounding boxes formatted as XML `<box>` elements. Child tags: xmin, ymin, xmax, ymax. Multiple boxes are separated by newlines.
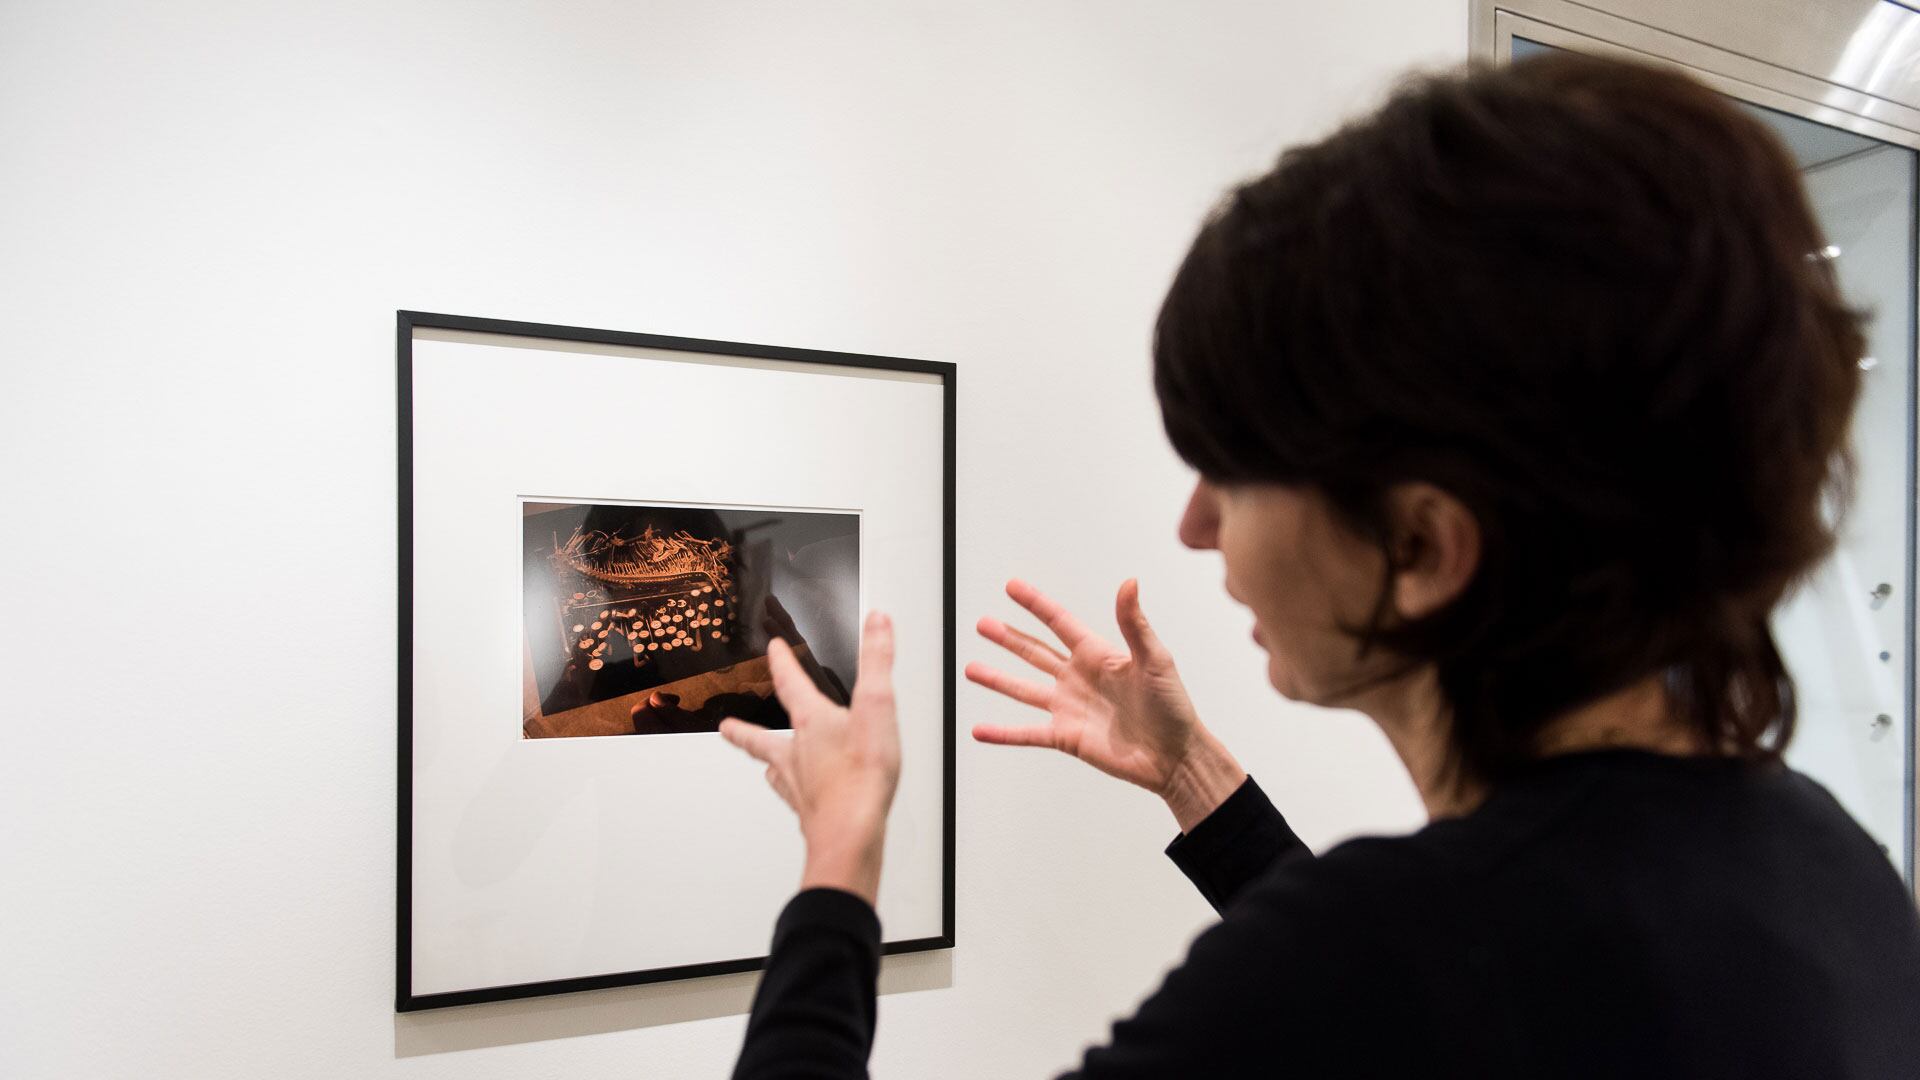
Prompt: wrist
<box><xmin>1163</xmin><ymin>730</ymin><xmax>1247</xmax><ymax>833</ymax></box>
<box><xmin>801</xmin><ymin>816</ymin><xmax>887</xmax><ymax>906</ymax></box>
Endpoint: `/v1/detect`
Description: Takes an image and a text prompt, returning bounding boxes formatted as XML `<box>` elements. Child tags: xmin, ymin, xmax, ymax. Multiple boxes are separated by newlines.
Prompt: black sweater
<box><xmin>731</xmin><ymin>750</ymin><xmax>1920</xmax><ymax>1078</ymax></box>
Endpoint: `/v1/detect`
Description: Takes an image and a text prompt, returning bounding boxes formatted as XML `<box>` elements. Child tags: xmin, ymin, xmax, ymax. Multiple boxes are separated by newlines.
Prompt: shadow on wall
<box><xmin>393</xmin><ymin>949</ymin><xmax>954</xmax><ymax>1056</ymax></box>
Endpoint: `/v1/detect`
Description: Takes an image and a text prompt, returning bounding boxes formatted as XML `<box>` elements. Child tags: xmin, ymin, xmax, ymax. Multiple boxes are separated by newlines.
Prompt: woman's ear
<box><xmin>1386</xmin><ymin>483</ymin><xmax>1481</xmax><ymax>620</ymax></box>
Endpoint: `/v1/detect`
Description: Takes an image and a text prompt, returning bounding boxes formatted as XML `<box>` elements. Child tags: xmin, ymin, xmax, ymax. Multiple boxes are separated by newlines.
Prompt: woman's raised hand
<box><xmin>721</xmin><ymin>611</ymin><xmax>901</xmax><ymax>906</ymax></box>
<box><xmin>967</xmin><ymin>579</ymin><xmax>1246</xmax><ymax>831</ymax></box>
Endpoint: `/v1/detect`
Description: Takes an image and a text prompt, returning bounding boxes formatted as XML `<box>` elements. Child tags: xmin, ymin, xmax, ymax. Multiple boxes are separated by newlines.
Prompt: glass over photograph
<box><xmin>522</xmin><ymin>499</ymin><xmax>861</xmax><ymax>738</ymax></box>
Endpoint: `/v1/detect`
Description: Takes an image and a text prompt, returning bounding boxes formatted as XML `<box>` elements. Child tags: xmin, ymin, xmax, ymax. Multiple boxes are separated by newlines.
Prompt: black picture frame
<box><xmin>396</xmin><ymin>310</ymin><xmax>956</xmax><ymax>1012</ymax></box>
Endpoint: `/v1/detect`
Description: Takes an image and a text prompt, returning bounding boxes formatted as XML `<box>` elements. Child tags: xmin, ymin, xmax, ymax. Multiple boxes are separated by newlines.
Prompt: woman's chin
<box><xmin>1263</xmin><ymin>656</ymin><xmax>1324</xmax><ymax>706</ymax></box>
<box><xmin>1263</xmin><ymin>655</ymin><xmax>1292</xmax><ymax>696</ymax></box>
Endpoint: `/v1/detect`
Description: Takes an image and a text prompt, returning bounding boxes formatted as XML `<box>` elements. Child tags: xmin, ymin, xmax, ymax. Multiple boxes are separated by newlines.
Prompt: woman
<box><xmin>719</xmin><ymin>52</ymin><xmax>1920</xmax><ymax>1077</ymax></box>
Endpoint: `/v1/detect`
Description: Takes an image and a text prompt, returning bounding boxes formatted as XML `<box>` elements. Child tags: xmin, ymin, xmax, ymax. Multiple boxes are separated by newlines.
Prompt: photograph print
<box><xmin>522</xmin><ymin>499</ymin><xmax>860</xmax><ymax>738</ymax></box>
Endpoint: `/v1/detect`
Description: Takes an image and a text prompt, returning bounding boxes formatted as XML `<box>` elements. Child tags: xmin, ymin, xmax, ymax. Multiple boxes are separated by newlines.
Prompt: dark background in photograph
<box><xmin>522</xmin><ymin>500</ymin><xmax>860</xmax><ymax>737</ymax></box>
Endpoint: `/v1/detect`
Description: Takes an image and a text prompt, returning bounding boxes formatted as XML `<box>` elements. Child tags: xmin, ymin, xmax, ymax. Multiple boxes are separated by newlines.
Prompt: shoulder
<box><xmin>1162</xmin><ymin>823</ymin><xmax>1509</xmax><ymax>1068</ymax></box>
<box><xmin>1254</xmin><ymin>829</ymin><xmax>1461</xmax><ymax>908</ymax></box>
<box><xmin>1215</xmin><ymin>756</ymin><xmax>1639</xmax><ymax>941</ymax></box>
<box><xmin>1217</xmin><ymin>820</ymin><xmax>1492</xmax><ymax>983</ymax></box>
<box><xmin>1229</xmin><ymin>753</ymin><xmax>1915</xmax><ymax>951</ymax></box>
<box><xmin>1234</xmin><ymin>801</ymin><xmax>1513</xmax><ymax>918</ymax></box>
<box><xmin>1141</xmin><ymin>832</ymin><xmax>1459</xmax><ymax>1035</ymax></box>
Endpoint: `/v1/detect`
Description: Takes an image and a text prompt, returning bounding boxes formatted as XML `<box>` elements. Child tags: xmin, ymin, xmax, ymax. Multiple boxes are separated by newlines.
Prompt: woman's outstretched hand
<box><xmin>720</xmin><ymin>611</ymin><xmax>901</xmax><ymax>906</ymax></box>
<box><xmin>967</xmin><ymin>579</ymin><xmax>1247</xmax><ymax>832</ymax></box>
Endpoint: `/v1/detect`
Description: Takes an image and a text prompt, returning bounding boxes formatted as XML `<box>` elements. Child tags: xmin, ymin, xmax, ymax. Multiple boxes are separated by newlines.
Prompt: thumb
<box><xmin>1114</xmin><ymin>578</ymin><xmax>1164</xmax><ymax>661</ymax></box>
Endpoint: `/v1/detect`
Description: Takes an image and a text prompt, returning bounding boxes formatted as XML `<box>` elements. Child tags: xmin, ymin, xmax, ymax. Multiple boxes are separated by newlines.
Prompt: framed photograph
<box><xmin>397</xmin><ymin>311</ymin><xmax>955</xmax><ymax>1011</ymax></box>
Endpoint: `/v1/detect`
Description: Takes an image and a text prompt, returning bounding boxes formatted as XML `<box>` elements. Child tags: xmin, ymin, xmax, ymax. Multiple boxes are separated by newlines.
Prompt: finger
<box><xmin>976</xmin><ymin>616</ymin><xmax>1066</xmax><ymax>676</ymax></box>
<box><xmin>1005</xmin><ymin>578</ymin><xmax>1094</xmax><ymax>651</ymax></box>
<box><xmin>1114</xmin><ymin>578</ymin><xmax>1165</xmax><ymax>661</ymax></box>
<box><xmin>963</xmin><ymin>660</ymin><xmax>1054</xmax><ymax>711</ymax></box>
<box><xmin>851</xmin><ymin>610</ymin><xmax>895</xmax><ymax>707</ymax></box>
<box><xmin>719</xmin><ymin>717</ymin><xmax>788</xmax><ymax>764</ymax></box>
<box><xmin>765</xmin><ymin>638</ymin><xmax>831</xmax><ymax>717</ymax></box>
<box><xmin>970</xmin><ymin>721</ymin><xmax>1063</xmax><ymax>750</ymax></box>
<box><xmin>764</xmin><ymin>764</ymin><xmax>797</xmax><ymax>810</ymax></box>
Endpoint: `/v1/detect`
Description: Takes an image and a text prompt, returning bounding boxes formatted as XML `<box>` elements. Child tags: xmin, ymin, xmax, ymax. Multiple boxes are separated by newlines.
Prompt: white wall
<box><xmin>0</xmin><ymin>3</ymin><xmax>1455</xmax><ymax>1076</ymax></box>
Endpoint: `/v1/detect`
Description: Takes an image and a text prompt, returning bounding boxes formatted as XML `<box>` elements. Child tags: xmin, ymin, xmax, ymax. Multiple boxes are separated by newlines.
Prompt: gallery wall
<box><xmin>0</xmin><ymin>2</ymin><xmax>1456</xmax><ymax>1076</ymax></box>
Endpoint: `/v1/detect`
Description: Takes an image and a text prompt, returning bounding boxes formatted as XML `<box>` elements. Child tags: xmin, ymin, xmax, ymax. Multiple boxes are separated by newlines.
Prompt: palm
<box><xmin>967</xmin><ymin>579</ymin><xmax>1202</xmax><ymax>797</ymax></box>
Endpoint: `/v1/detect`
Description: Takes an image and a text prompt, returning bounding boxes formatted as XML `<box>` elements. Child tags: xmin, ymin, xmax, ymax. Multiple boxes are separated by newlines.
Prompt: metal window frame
<box><xmin>1472</xmin><ymin>0</ymin><xmax>1920</xmax><ymax>896</ymax></box>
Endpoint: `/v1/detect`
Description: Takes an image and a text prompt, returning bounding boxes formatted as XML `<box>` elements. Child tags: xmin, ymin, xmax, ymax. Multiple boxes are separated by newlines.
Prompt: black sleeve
<box><xmin>731</xmin><ymin>888</ymin><xmax>882</xmax><ymax>1080</ymax></box>
<box><xmin>1164</xmin><ymin>775</ymin><xmax>1312</xmax><ymax>913</ymax></box>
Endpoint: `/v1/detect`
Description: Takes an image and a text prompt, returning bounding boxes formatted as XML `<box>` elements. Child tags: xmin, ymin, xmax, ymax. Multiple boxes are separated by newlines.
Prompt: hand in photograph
<box><xmin>720</xmin><ymin>611</ymin><xmax>901</xmax><ymax>904</ymax></box>
<box><xmin>968</xmin><ymin>578</ymin><xmax>1246</xmax><ymax>830</ymax></box>
<box><xmin>629</xmin><ymin>690</ymin><xmax>697</xmax><ymax>731</ymax></box>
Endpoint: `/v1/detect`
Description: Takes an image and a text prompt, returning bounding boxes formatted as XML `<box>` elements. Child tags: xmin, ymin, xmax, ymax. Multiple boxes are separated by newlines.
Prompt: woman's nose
<box><xmin>1178</xmin><ymin>481</ymin><xmax>1220</xmax><ymax>550</ymax></box>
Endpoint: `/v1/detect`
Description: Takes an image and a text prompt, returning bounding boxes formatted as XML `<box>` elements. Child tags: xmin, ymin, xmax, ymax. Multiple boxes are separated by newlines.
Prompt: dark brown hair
<box><xmin>1153</xmin><ymin>52</ymin><xmax>1866</xmax><ymax>784</ymax></box>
